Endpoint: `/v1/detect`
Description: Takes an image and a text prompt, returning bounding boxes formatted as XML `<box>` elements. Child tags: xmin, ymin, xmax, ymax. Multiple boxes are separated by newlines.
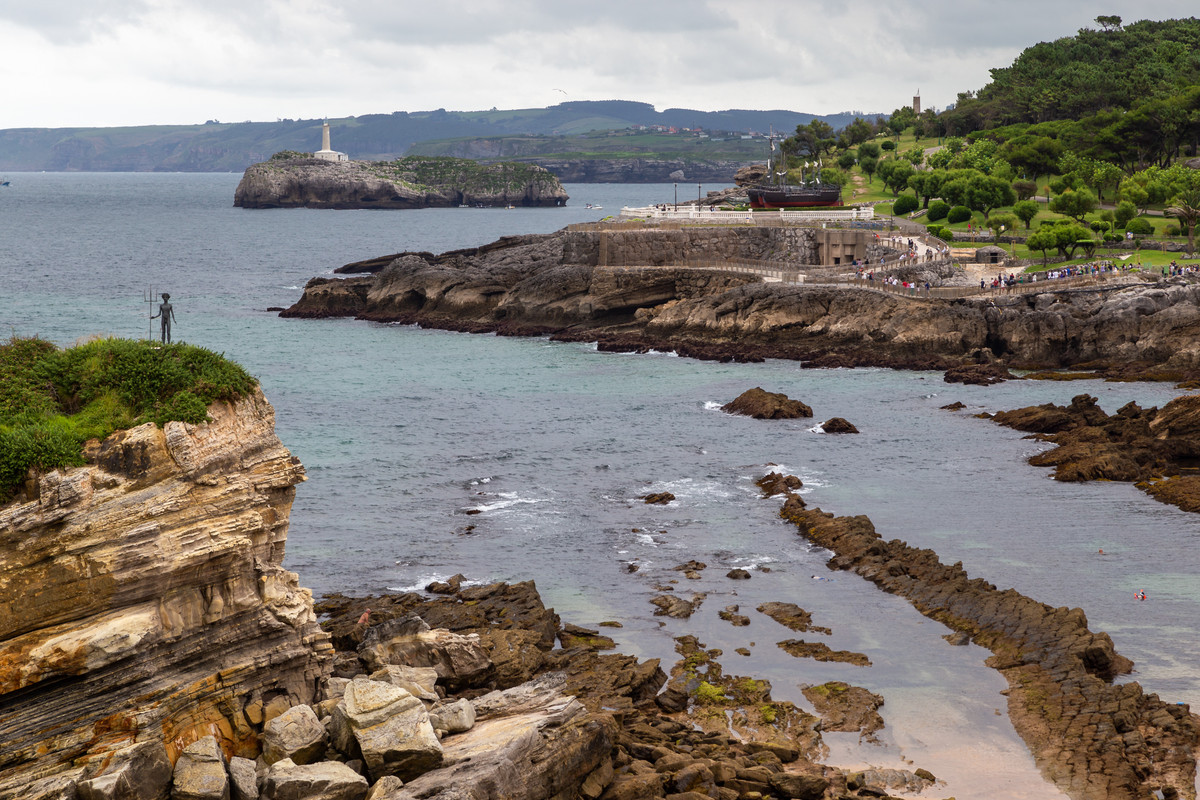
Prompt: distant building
<box><xmin>913</xmin><ymin>94</ymin><xmax>921</xmax><ymax>115</ymax></box>
<box><xmin>313</xmin><ymin>121</ymin><xmax>348</xmax><ymax>162</ymax></box>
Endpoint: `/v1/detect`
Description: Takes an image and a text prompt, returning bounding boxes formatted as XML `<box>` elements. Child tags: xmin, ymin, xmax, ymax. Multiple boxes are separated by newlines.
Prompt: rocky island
<box><xmin>234</xmin><ymin>153</ymin><xmax>569</xmax><ymax>209</ymax></box>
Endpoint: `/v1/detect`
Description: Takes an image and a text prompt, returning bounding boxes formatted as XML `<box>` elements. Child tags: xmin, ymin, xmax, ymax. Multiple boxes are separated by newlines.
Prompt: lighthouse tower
<box><xmin>313</xmin><ymin>121</ymin><xmax>348</xmax><ymax>162</ymax></box>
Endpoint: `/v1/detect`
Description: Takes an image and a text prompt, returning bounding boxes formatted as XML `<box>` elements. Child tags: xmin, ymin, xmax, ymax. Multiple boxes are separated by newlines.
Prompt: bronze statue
<box><xmin>150</xmin><ymin>293</ymin><xmax>176</xmax><ymax>343</ymax></box>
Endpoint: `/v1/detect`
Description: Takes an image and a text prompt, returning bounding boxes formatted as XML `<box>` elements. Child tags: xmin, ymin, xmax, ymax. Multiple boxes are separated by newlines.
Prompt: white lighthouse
<box><xmin>313</xmin><ymin>121</ymin><xmax>348</xmax><ymax>162</ymax></box>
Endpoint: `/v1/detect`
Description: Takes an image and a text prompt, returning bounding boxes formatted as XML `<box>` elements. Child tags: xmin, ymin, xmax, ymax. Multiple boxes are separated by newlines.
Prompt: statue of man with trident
<box><xmin>150</xmin><ymin>292</ymin><xmax>176</xmax><ymax>343</ymax></box>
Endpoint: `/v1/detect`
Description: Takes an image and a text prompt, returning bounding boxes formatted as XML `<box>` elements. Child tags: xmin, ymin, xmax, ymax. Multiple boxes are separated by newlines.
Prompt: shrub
<box><xmin>1165</xmin><ymin>224</ymin><xmax>1181</xmax><ymax>237</ymax></box>
<box><xmin>927</xmin><ymin>200</ymin><xmax>950</xmax><ymax>221</ymax></box>
<box><xmin>1126</xmin><ymin>217</ymin><xmax>1154</xmax><ymax>236</ymax></box>
<box><xmin>892</xmin><ymin>194</ymin><xmax>919</xmax><ymax>215</ymax></box>
<box><xmin>947</xmin><ymin>205</ymin><xmax>972</xmax><ymax>224</ymax></box>
<box><xmin>881</xmin><ymin>140</ymin><xmax>896</xmax><ymax>151</ymax></box>
<box><xmin>926</xmin><ymin>224</ymin><xmax>953</xmax><ymax>242</ymax></box>
<box><xmin>1012</xmin><ymin>179</ymin><xmax>1037</xmax><ymax>201</ymax></box>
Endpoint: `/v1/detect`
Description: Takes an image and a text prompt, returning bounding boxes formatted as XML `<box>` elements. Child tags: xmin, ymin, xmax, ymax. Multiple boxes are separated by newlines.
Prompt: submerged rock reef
<box><xmin>773</xmin><ymin>489</ymin><xmax>1200</xmax><ymax>800</ymax></box>
<box><xmin>234</xmin><ymin>155</ymin><xmax>569</xmax><ymax>209</ymax></box>
<box><xmin>282</xmin><ymin>228</ymin><xmax>1200</xmax><ymax>379</ymax></box>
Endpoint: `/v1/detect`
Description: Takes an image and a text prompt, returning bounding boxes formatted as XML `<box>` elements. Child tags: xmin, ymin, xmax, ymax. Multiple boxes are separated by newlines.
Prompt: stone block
<box><xmin>335</xmin><ymin>679</ymin><xmax>442</xmax><ymax>781</ymax></box>
<box><xmin>428</xmin><ymin>698</ymin><xmax>475</xmax><ymax>735</ymax></box>
<box><xmin>262</xmin><ymin>705</ymin><xmax>327</xmax><ymax>765</ymax></box>
<box><xmin>77</xmin><ymin>741</ymin><xmax>173</xmax><ymax>800</ymax></box>
<box><xmin>227</xmin><ymin>757</ymin><xmax>258</xmax><ymax>800</ymax></box>
<box><xmin>171</xmin><ymin>736</ymin><xmax>229</xmax><ymax>800</ymax></box>
<box><xmin>261</xmin><ymin>760</ymin><xmax>367</xmax><ymax>800</ymax></box>
<box><xmin>367</xmin><ymin>665</ymin><xmax>438</xmax><ymax>702</ymax></box>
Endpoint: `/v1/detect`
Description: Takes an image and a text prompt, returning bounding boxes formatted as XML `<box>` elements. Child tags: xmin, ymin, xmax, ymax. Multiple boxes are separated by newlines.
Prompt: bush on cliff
<box><xmin>0</xmin><ymin>337</ymin><xmax>256</xmax><ymax>502</ymax></box>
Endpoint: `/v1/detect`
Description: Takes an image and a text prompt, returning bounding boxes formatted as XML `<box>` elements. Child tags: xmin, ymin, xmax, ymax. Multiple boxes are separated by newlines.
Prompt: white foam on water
<box><xmin>387</xmin><ymin>574</ymin><xmax>487</xmax><ymax>594</ymax></box>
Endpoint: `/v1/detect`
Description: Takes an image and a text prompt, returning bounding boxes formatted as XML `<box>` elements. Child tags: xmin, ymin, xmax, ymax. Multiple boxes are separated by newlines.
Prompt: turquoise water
<box><xmin>3</xmin><ymin>173</ymin><xmax>1197</xmax><ymax>797</ymax></box>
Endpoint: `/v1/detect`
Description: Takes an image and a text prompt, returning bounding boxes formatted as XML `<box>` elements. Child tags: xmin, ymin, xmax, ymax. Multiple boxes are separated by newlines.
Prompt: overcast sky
<box><xmin>3</xmin><ymin>0</ymin><xmax>1196</xmax><ymax>129</ymax></box>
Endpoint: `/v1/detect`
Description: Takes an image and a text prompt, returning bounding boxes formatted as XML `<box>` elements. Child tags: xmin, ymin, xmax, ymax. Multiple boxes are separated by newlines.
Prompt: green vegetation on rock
<box><xmin>364</xmin><ymin>155</ymin><xmax>561</xmax><ymax>195</ymax></box>
<box><xmin>0</xmin><ymin>337</ymin><xmax>256</xmax><ymax>502</ymax></box>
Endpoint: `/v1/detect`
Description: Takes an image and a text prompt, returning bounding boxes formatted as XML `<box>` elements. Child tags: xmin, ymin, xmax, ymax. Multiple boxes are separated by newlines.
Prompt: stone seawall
<box><xmin>0</xmin><ymin>389</ymin><xmax>331</xmax><ymax>794</ymax></box>
<box><xmin>562</xmin><ymin>227</ymin><xmax>870</xmax><ymax>268</ymax></box>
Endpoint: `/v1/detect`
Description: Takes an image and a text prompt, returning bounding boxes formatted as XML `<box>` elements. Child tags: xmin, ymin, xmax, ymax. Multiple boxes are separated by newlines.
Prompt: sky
<box><xmin>2</xmin><ymin>0</ymin><xmax>1196</xmax><ymax>129</ymax></box>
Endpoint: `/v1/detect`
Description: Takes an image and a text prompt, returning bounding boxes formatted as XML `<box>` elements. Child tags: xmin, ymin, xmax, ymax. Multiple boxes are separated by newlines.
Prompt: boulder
<box><xmin>368</xmin><ymin>665</ymin><xmax>439</xmax><ymax>702</ymax></box>
<box><xmin>331</xmin><ymin>679</ymin><xmax>443</xmax><ymax>782</ymax></box>
<box><xmin>777</xmin><ymin>640</ymin><xmax>870</xmax><ymax>666</ymax></box>
<box><xmin>801</xmin><ymin>682</ymin><xmax>885</xmax><ymax>741</ymax></box>
<box><xmin>260</xmin><ymin>759</ymin><xmax>368</xmax><ymax>800</ymax></box>
<box><xmin>227</xmin><ymin>758</ymin><xmax>258</xmax><ymax>800</ymax></box>
<box><xmin>755</xmin><ymin>602</ymin><xmax>830</xmax><ymax>634</ymax></box>
<box><xmin>358</xmin><ymin>616</ymin><xmax>491</xmax><ymax>691</ymax></box>
<box><xmin>389</xmin><ymin>695</ymin><xmax>615</xmax><ymax>800</ymax></box>
<box><xmin>721</xmin><ymin>388</ymin><xmax>813</xmax><ymax>419</ymax></box>
<box><xmin>170</xmin><ymin>736</ymin><xmax>229</xmax><ymax>800</ymax></box>
<box><xmin>428</xmin><ymin>699</ymin><xmax>476</xmax><ymax>735</ymax></box>
<box><xmin>768</xmin><ymin>772</ymin><xmax>829</xmax><ymax>800</ymax></box>
<box><xmin>820</xmin><ymin>417</ymin><xmax>859</xmax><ymax>434</ymax></box>
<box><xmin>943</xmin><ymin>363</ymin><xmax>1016</xmax><ymax>385</ymax></box>
<box><xmin>650</xmin><ymin>593</ymin><xmax>705</xmax><ymax>619</ymax></box>
<box><xmin>77</xmin><ymin>741</ymin><xmax>173</xmax><ymax>800</ymax></box>
<box><xmin>262</xmin><ymin>705</ymin><xmax>327</xmax><ymax>765</ymax></box>
<box><xmin>718</xmin><ymin>606</ymin><xmax>750</xmax><ymax>627</ymax></box>
<box><xmin>755</xmin><ymin>472</ymin><xmax>802</xmax><ymax>497</ymax></box>
<box><xmin>726</xmin><ymin>569</ymin><xmax>751</xmax><ymax>580</ymax></box>
<box><xmin>364</xmin><ymin>777</ymin><xmax>403</xmax><ymax>800</ymax></box>
<box><xmin>641</xmin><ymin>492</ymin><xmax>676</xmax><ymax>505</ymax></box>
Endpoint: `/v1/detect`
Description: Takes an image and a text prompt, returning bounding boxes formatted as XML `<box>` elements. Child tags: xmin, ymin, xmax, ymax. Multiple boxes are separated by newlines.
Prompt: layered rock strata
<box><xmin>0</xmin><ymin>389</ymin><xmax>331</xmax><ymax>794</ymax></box>
<box><xmin>234</xmin><ymin>156</ymin><xmax>568</xmax><ymax>209</ymax></box>
<box><xmin>778</xmin><ymin>498</ymin><xmax>1200</xmax><ymax>800</ymax></box>
<box><xmin>282</xmin><ymin>229</ymin><xmax>1200</xmax><ymax>378</ymax></box>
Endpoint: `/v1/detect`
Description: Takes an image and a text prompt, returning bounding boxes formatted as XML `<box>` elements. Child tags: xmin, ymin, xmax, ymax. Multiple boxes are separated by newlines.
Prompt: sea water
<box><xmin>4</xmin><ymin>173</ymin><xmax>1198</xmax><ymax>797</ymax></box>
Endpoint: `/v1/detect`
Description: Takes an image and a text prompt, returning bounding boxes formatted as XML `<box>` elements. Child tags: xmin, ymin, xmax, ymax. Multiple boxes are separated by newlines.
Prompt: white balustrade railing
<box><xmin>618</xmin><ymin>206</ymin><xmax>875</xmax><ymax>223</ymax></box>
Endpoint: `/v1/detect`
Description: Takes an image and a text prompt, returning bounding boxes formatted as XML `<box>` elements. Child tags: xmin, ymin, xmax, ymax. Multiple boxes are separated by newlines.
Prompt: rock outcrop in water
<box><xmin>777</xmin><ymin>496</ymin><xmax>1200</xmax><ymax>800</ymax></box>
<box><xmin>0</xmin><ymin>389</ymin><xmax>331</xmax><ymax>796</ymax></box>
<box><xmin>282</xmin><ymin>228</ymin><xmax>1200</xmax><ymax>380</ymax></box>
<box><xmin>992</xmin><ymin>393</ymin><xmax>1200</xmax><ymax>513</ymax></box>
<box><xmin>234</xmin><ymin>155</ymin><xmax>569</xmax><ymax>209</ymax></box>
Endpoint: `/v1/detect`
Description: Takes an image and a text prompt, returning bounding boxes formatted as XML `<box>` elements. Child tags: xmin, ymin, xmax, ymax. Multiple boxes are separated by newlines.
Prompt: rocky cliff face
<box><xmin>234</xmin><ymin>156</ymin><xmax>569</xmax><ymax>209</ymax></box>
<box><xmin>0</xmin><ymin>389</ymin><xmax>331</xmax><ymax>794</ymax></box>
<box><xmin>281</xmin><ymin>229</ymin><xmax>1200</xmax><ymax>378</ymax></box>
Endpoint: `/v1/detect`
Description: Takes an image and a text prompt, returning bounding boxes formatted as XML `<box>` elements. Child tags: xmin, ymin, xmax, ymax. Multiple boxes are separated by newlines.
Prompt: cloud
<box><xmin>2</xmin><ymin>0</ymin><xmax>1198</xmax><ymax>127</ymax></box>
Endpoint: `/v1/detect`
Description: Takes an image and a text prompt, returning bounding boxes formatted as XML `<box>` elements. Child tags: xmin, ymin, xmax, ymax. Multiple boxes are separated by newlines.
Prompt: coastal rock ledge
<box><xmin>0</xmin><ymin>389</ymin><xmax>332</xmax><ymax>796</ymax></box>
<box><xmin>234</xmin><ymin>154</ymin><xmax>569</xmax><ymax>209</ymax></box>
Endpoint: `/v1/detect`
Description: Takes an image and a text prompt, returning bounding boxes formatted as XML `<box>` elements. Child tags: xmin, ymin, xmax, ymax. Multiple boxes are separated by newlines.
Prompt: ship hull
<box><xmin>747</xmin><ymin>184</ymin><xmax>842</xmax><ymax>209</ymax></box>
